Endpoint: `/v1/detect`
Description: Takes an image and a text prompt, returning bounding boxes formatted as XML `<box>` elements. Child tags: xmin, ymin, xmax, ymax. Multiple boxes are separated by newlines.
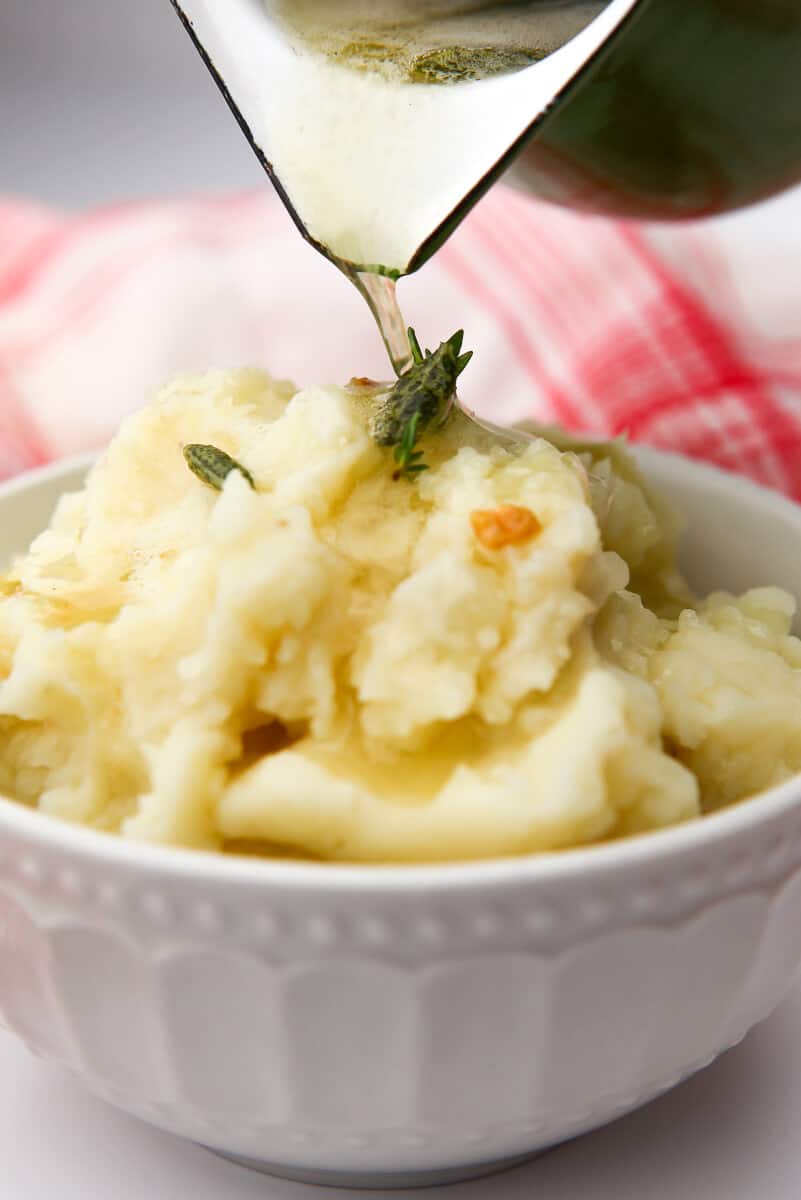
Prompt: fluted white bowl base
<box><xmin>205</xmin><ymin>1147</ymin><xmax>545</xmax><ymax>1189</ymax></box>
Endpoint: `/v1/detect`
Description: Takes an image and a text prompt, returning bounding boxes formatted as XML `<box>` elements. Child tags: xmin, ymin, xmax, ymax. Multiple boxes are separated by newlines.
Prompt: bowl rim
<box><xmin>1</xmin><ymin>447</ymin><xmax>801</xmax><ymax>893</ymax></box>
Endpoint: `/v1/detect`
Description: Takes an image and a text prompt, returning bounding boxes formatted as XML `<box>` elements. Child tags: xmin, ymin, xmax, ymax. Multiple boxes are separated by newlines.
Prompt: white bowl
<box><xmin>2</xmin><ymin>449</ymin><xmax>801</xmax><ymax>1190</ymax></box>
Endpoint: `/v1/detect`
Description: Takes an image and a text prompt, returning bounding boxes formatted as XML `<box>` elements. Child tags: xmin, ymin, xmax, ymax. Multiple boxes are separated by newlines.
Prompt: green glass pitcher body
<box><xmin>511</xmin><ymin>0</ymin><xmax>801</xmax><ymax>221</ymax></box>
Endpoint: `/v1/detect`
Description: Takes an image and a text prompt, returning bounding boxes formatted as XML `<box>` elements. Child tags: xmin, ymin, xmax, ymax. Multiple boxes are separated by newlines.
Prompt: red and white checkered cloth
<box><xmin>2</xmin><ymin>184</ymin><xmax>801</xmax><ymax>497</ymax></box>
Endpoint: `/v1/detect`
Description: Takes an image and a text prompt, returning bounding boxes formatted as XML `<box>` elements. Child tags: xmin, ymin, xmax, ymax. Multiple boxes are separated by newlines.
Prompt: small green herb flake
<box><xmin>184</xmin><ymin>444</ymin><xmax>255</xmax><ymax>492</ymax></box>
<box><xmin>393</xmin><ymin>411</ymin><xmax>429</xmax><ymax>480</ymax></box>
<box><xmin>370</xmin><ymin>327</ymin><xmax>473</xmax><ymax>480</ymax></box>
<box><xmin>408</xmin><ymin>46</ymin><xmax>546</xmax><ymax>85</ymax></box>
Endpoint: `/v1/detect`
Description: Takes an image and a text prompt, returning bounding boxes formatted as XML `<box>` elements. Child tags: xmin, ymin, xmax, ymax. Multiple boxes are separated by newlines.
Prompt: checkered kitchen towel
<box><xmin>2</xmin><ymin>184</ymin><xmax>801</xmax><ymax>497</ymax></box>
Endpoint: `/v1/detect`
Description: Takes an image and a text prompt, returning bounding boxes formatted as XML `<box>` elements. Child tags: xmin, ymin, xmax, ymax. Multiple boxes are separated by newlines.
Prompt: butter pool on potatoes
<box><xmin>1</xmin><ymin>370</ymin><xmax>800</xmax><ymax>862</ymax></box>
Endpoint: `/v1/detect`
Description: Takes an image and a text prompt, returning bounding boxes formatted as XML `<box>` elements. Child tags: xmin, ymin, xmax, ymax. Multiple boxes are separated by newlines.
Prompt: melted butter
<box><xmin>272</xmin><ymin>2</ymin><xmax>608</xmax><ymax>81</ymax></box>
<box><xmin>289</xmin><ymin>645</ymin><xmax>588</xmax><ymax>807</ymax></box>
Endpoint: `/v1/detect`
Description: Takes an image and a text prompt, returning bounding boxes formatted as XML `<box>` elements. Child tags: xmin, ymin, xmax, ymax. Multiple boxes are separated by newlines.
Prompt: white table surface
<box><xmin>3</xmin><ymin>980</ymin><xmax>801</xmax><ymax>1200</ymax></box>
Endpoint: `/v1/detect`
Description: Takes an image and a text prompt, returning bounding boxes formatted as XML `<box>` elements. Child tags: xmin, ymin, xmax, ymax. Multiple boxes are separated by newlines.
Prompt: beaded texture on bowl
<box><xmin>1</xmin><ymin>807</ymin><xmax>801</xmax><ymax>1178</ymax></box>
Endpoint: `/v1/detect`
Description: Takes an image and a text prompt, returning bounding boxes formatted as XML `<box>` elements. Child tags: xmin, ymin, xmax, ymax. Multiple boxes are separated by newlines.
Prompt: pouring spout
<box><xmin>168</xmin><ymin>0</ymin><xmax>639</xmax><ymax>276</ymax></box>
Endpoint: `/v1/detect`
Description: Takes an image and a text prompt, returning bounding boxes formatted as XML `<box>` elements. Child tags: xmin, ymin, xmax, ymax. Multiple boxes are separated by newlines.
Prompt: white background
<box><xmin>0</xmin><ymin>0</ymin><xmax>264</xmax><ymax>205</ymax></box>
<box><xmin>4</xmin><ymin>2</ymin><xmax>801</xmax><ymax>1196</ymax></box>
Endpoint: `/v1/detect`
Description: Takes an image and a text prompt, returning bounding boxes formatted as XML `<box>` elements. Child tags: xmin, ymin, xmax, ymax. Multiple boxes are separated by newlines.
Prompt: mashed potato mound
<box><xmin>1</xmin><ymin>369</ymin><xmax>799</xmax><ymax>861</ymax></box>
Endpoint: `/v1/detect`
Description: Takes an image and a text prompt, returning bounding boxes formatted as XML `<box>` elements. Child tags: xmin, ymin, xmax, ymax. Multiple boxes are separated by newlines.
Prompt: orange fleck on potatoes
<box><xmin>347</xmin><ymin>376</ymin><xmax>383</xmax><ymax>391</ymax></box>
<box><xmin>470</xmin><ymin>505</ymin><xmax>542</xmax><ymax>550</ymax></box>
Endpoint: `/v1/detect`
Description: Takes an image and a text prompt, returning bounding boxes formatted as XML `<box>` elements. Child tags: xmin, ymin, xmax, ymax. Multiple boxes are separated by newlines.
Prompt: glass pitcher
<box><xmin>169</xmin><ymin>1</ymin><xmax>801</xmax><ymax>277</ymax></box>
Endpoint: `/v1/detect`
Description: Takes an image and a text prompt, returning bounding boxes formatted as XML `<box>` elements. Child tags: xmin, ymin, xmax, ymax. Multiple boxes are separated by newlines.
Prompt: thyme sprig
<box><xmin>371</xmin><ymin>328</ymin><xmax>473</xmax><ymax>480</ymax></box>
<box><xmin>393</xmin><ymin>411</ymin><xmax>428</xmax><ymax>478</ymax></box>
<box><xmin>184</xmin><ymin>444</ymin><xmax>255</xmax><ymax>492</ymax></box>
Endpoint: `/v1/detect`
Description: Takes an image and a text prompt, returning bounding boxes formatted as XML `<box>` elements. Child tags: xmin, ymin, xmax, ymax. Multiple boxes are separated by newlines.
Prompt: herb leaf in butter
<box><xmin>184</xmin><ymin>444</ymin><xmax>256</xmax><ymax>492</ymax></box>
<box><xmin>370</xmin><ymin>328</ymin><xmax>473</xmax><ymax>480</ymax></box>
<box><xmin>409</xmin><ymin>45</ymin><xmax>545</xmax><ymax>84</ymax></box>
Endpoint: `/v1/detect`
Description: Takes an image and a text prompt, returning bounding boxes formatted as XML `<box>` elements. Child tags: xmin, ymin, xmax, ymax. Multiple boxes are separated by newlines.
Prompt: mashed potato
<box><xmin>0</xmin><ymin>369</ymin><xmax>799</xmax><ymax>861</ymax></box>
